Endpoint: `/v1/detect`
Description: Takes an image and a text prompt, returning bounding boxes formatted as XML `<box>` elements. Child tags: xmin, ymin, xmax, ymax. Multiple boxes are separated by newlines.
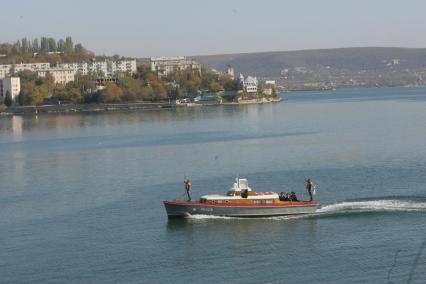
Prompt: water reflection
<box><xmin>166</xmin><ymin>216</ymin><xmax>318</xmax><ymax>239</ymax></box>
<box><xmin>12</xmin><ymin>116</ymin><xmax>23</xmax><ymax>142</ymax></box>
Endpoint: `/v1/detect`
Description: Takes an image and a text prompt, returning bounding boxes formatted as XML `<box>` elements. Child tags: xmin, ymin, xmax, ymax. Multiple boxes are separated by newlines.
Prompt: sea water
<box><xmin>0</xmin><ymin>88</ymin><xmax>425</xmax><ymax>283</ymax></box>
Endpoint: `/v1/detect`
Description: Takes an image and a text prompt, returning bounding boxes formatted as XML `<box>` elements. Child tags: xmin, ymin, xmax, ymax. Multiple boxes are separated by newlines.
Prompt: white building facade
<box><xmin>0</xmin><ymin>62</ymin><xmax>51</xmax><ymax>79</ymax></box>
<box><xmin>239</xmin><ymin>74</ymin><xmax>258</xmax><ymax>93</ymax></box>
<box><xmin>0</xmin><ymin>59</ymin><xmax>137</xmax><ymax>84</ymax></box>
<box><xmin>38</xmin><ymin>68</ymin><xmax>77</xmax><ymax>85</ymax></box>
<box><xmin>0</xmin><ymin>77</ymin><xmax>21</xmax><ymax>99</ymax></box>
<box><xmin>150</xmin><ymin>56</ymin><xmax>201</xmax><ymax>77</ymax></box>
<box><xmin>57</xmin><ymin>59</ymin><xmax>137</xmax><ymax>77</ymax></box>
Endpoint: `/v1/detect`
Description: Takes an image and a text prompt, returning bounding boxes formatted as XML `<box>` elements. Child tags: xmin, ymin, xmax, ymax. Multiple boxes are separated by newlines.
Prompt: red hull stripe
<box><xmin>163</xmin><ymin>200</ymin><xmax>320</xmax><ymax>207</ymax></box>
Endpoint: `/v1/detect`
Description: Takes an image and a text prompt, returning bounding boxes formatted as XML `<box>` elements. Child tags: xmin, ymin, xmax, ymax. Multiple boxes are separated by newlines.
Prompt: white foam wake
<box><xmin>187</xmin><ymin>214</ymin><xmax>235</xmax><ymax>220</ymax></box>
<box><xmin>317</xmin><ymin>199</ymin><xmax>426</xmax><ymax>214</ymax></box>
<box><xmin>184</xmin><ymin>199</ymin><xmax>426</xmax><ymax>221</ymax></box>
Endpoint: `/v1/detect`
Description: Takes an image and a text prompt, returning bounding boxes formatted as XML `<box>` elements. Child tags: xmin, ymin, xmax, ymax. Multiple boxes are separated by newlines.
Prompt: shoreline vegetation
<box><xmin>1</xmin><ymin>37</ymin><xmax>280</xmax><ymax>111</ymax></box>
<box><xmin>0</xmin><ymin>97</ymin><xmax>283</xmax><ymax>116</ymax></box>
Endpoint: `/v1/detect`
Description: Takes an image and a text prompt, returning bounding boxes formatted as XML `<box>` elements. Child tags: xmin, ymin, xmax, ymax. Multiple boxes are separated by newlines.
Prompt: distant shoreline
<box><xmin>0</xmin><ymin>97</ymin><xmax>284</xmax><ymax>116</ymax></box>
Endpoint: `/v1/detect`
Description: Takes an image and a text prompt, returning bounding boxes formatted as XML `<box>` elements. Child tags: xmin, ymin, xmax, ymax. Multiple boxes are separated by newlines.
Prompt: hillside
<box><xmin>195</xmin><ymin>47</ymin><xmax>426</xmax><ymax>89</ymax></box>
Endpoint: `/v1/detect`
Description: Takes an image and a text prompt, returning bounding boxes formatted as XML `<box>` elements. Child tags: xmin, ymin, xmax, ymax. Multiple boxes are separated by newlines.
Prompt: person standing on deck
<box><xmin>184</xmin><ymin>179</ymin><xmax>192</xmax><ymax>201</ymax></box>
<box><xmin>306</xmin><ymin>178</ymin><xmax>314</xmax><ymax>201</ymax></box>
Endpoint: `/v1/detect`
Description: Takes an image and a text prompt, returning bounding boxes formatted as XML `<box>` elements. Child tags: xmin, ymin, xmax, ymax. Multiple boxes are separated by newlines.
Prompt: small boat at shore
<box><xmin>164</xmin><ymin>177</ymin><xmax>320</xmax><ymax>218</ymax></box>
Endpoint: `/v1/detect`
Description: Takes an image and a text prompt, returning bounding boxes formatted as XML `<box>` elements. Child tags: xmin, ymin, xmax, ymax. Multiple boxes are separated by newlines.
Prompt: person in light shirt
<box><xmin>306</xmin><ymin>178</ymin><xmax>314</xmax><ymax>201</ymax></box>
<box><xmin>184</xmin><ymin>179</ymin><xmax>192</xmax><ymax>202</ymax></box>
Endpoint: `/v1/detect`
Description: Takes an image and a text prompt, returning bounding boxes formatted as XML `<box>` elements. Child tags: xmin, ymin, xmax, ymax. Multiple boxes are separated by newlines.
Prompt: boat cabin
<box><xmin>199</xmin><ymin>178</ymin><xmax>283</xmax><ymax>205</ymax></box>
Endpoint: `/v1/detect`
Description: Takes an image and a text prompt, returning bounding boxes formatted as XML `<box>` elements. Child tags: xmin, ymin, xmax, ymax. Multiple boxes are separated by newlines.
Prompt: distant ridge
<box><xmin>195</xmin><ymin>47</ymin><xmax>426</xmax><ymax>77</ymax></box>
<box><xmin>192</xmin><ymin>47</ymin><xmax>426</xmax><ymax>89</ymax></box>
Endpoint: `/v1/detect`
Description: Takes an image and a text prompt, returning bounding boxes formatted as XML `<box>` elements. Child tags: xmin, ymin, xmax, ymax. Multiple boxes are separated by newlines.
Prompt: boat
<box><xmin>163</xmin><ymin>177</ymin><xmax>320</xmax><ymax>218</ymax></box>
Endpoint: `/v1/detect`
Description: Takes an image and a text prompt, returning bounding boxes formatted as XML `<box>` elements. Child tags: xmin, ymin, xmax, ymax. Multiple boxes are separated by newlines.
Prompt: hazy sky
<box><xmin>1</xmin><ymin>0</ymin><xmax>426</xmax><ymax>57</ymax></box>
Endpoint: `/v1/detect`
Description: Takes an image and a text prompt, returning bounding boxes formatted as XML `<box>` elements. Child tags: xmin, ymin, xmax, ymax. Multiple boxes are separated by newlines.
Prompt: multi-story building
<box><xmin>226</xmin><ymin>65</ymin><xmax>235</xmax><ymax>80</ymax></box>
<box><xmin>239</xmin><ymin>74</ymin><xmax>258</xmax><ymax>93</ymax></box>
<box><xmin>0</xmin><ymin>62</ymin><xmax>51</xmax><ymax>79</ymax></box>
<box><xmin>111</xmin><ymin>60</ymin><xmax>137</xmax><ymax>75</ymax></box>
<box><xmin>263</xmin><ymin>80</ymin><xmax>276</xmax><ymax>95</ymax></box>
<box><xmin>0</xmin><ymin>65</ymin><xmax>10</xmax><ymax>79</ymax></box>
<box><xmin>0</xmin><ymin>59</ymin><xmax>137</xmax><ymax>84</ymax></box>
<box><xmin>0</xmin><ymin>77</ymin><xmax>20</xmax><ymax>99</ymax></box>
<box><xmin>57</xmin><ymin>59</ymin><xmax>137</xmax><ymax>77</ymax></box>
<box><xmin>150</xmin><ymin>56</ymin><xmax>201</xmax><ymax>77</ymax></box>
<box><xmin>55</xmin><ymin>63</ymin><xmax>89</xmax><ymax>76</ymax></box>
<box><xmin>38</xmin><ymin>68</ymin><xmax>77</xmax><ymax>85</ymax></box>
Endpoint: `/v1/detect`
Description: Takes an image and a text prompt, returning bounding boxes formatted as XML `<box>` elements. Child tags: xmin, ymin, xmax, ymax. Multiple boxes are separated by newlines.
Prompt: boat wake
<box><xmin>186</xmin><ymin>198</ymin><xmax>426</xmax><ymax>221</ymax></box>
<box><xmin>186</xmin><ymin>214</ymin><xmax>235</xmax><ymax>220</ymax></box>
<box><xmin>317</xmin><ymin>199</ymin><xmax>426</xmax><ymax>215</ymax></box>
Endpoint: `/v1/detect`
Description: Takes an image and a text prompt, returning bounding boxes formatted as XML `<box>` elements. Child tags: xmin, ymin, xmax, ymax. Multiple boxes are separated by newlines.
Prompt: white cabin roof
<box><xmin>232</xmin><ymin>178</ymin><xmax>251</xmax><ymax>192</ymax></box>
<box><xmin>201</xmin><ymin>193</ymin><xmax>278</xmax><ymax>201</ymax></box>
<box><xmin>200</xmin><ymin>177</ymin><xmax>279</xmax><ymax>200</ymax></box>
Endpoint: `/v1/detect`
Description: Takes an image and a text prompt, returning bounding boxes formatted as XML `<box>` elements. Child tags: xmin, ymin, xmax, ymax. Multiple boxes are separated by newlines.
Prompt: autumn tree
<box><xmin>141</xmin><ymin>86</ymin><xmax>154</xmax><ymax>101</ymax></box>
<box><xmin>121</xmin><ymin>75</ymin><xmax>143</xmax><ymax>101</ymax></box>
<box><xmin>222</xmin><ymin>75</ymin><xmax>240</xmax><ymax>91</ymax></box>
<box><xmin>53</xmin><ymin>84</ymin><xmax>68</xmax><ymax>102</ymax></box>
<box><xmin>209</xmin><ymin>81</ymin><xmax>223</xmax><ymax>92</ymax></box>
<box><xmin>99</xmin><ymin>82</ymin><xmax>123</xmax><ymax>103</ymax></box>
<box><xmin>68</xmin><ymin>87</ymin><xmax>82</xmax><ymax>103</ymax></box>
<box><xmin>146</xmin><ymin>74</ymin><xmax>167</xmax><ymax>100</ymax></box>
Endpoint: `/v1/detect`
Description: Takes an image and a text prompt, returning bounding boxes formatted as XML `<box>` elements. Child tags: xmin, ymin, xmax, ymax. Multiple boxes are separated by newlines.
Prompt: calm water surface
<box><xmin>1</xmin><ymin>88</ymin><xmax>426</xmax><ymax>283</ymax></box>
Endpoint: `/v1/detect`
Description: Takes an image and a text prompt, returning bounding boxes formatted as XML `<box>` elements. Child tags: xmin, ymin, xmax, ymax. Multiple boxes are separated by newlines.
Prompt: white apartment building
<box><xmin>55</xmin><ymin>63</ymin><xmax>89</xmax><ymax>76</ymax></box>
<box><xmin>239</xmin><ymin>74</ymin><xmax>258</xmax><ymax>93</ymax></box>
<box><xmin>150</xmin><ymin>56</ymin><xmax>201</xmax><ymax>77</ymax></box>
<box><xmin>38</xmin><ymin>68</ymin><xmax>77</xmax><ymax>85</ymax></box>
<box><xmin>0</xmin><ymin>62</ymin><xmax>51</xmax><ymax>79</ymax></box>
<box><xmin>0</xmin><ymin>65</ymin><xmax>10</xmax><ymax>79</ymax></box>
<box><xmin>0</xmin><ymin>77</ymin><xmax>20</xmax><ymax>99</ymax></box>
<box><xmin>111</xmin><ymin>60</ymin><xmax>137</xmax><ymax>75</ymax></box>
<box><xmin>0</xmin><ymin>59</ymin><xmax>136</xmax><ymax>84</ymax></box>
<box><xmin>57</xmin><ymin>59</ymin><xmax>137</xmax><ymax>77</ymax></box>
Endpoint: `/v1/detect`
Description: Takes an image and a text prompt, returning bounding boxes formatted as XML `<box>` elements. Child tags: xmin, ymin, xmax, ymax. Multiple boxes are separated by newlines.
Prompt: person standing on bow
<box><xmin>184</xmin><ymin>178</ymin><xmax>192</xmax><ymax>202</ymax></box>
<box><xmin>306</xmin><ymin>178</ymin><xmax>314</xmax><ymax>201</ymax></box>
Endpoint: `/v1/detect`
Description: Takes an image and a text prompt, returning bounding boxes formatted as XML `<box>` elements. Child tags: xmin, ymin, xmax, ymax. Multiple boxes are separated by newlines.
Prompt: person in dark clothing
<box><xmin>290</xmin><ymin>192</ymin><xmax>298</xmax><ymax>202</ymax></box>
<box><xmin>306</xmin><ymin>178</ymin><xmax>314</xmax><ymax>201</ymax></box>
<box><xmin>184</xmin><ymin>179</ymin><xmax>192</xmax><ymax>201</ymax></box>
<box><xmin>241</xmin><ymin>189</ymin><xmax>248</xmax><ymax>198</ymax></box>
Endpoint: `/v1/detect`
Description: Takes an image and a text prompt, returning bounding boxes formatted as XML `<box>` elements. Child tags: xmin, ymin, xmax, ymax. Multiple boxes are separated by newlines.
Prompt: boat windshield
<box><xmin>238</xmin><ymin>179</ymin><xmax>249</xmax><ymax>190</ymax></box>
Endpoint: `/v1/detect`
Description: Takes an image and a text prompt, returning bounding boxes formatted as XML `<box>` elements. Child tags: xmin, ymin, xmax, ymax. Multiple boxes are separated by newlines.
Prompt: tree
<box><xmin>57</xmin><ymin>39</ymin><xmax>65</xmax><ymax>52</ymax></box>
<box><xmin>21</xmin><ymin>37</ymin><xmax>29</xmax><ymax>53</ymax></box>
<box><xmin>40</xmin><ymin>37</ymin><xmax>48</xmax><ymax>52</ymax></box>
<box><xmin>99</xmin><ymin>82</ymin><xmax>123</xmax><ymax>103</ymax></box>
<box><xmin>146</xmin><ymin>73</ymin><xmax>167</xmax><ymax>100</ymax></box>
<box><xmin>19</xmin><ymin>78</ymin><xmax>51</xmax><ymax>105</ymax></box>
<box><xmin>53</xmin><ymin>84</ymin><xmax>68</xmax><ymax>102</ymax></box>
<box><xmin>74</xmin><ymin>43</ymin><xmax>83</xmax><ymax>53</ymax></box>
<box><xmin>4</xmin><ymin>91</ymin><xmax>12</xmax><ymax>107</ymax></box>
<box><xmin>48</xmin><ymin>38</ymin><xmax>57</xmax><ymax>52</ymax></box>
<box><xmin>65</xmin><ymin>36</ymin><xmax>74</xmax><ymax>54</ymax></box>
<box><xmin>209</xmin><ymin>81</ymin><xmax>223</xmax><ymax>92</ymax></box>
<box><xmin>17</xmin><ymin>70</ymin><xmax>38</xmax><ymax>81</ymax></box>
<box><xmin>150</xmin><ymin>80</ymin><xmax>166</xmax><ymax>100</ymax></box>
<box><xmin>121</xmin><ymin>76</ymin><xmax>143</xmax><ymax>101</ymax></box>
<box><xmin>141</xmin><ymin>86</ymin><xmax>154</xmax><ymax>100</ymax></box>
<box><xmin>31</xmin><ymin>85</ymin><xmax>51</xmax><ymax>105</ymax></box>
<box><xmin>68</xmin><ymin>87</ymin><xmax>82</xmax><ymax>103</ymax></box>
<box><xmin>222</xmin><ymin>75</ymin><xmax>239</xmax><ymax>91</ymax></box>
<box><xmin>32</xmin><ymin>38</ymin><xmax>39</xmax><ymax>53</ymax></box>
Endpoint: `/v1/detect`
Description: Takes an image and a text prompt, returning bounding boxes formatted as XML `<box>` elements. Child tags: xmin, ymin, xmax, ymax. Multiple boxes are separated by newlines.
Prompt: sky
<box><xmin>1</xmin><ymin>0</ymin><xmax>426</xmax><ymax>57</ymax></box>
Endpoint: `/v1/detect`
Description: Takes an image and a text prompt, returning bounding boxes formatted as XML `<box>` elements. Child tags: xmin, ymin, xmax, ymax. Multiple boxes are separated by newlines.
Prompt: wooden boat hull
<box><xmin>163</xmin><ymin>200</ymin><xmax>320</xmax><ymax>218</ymax></box>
